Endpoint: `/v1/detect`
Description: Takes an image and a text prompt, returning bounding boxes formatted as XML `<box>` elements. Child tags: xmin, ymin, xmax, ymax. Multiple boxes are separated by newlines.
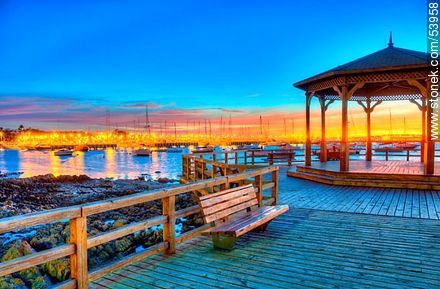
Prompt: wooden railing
<box><xmin>181</xmin><ymin>151</ymin><xmax>280</xmax><ymax>204</ymax></box>
<box><xmin>183</xmin><ymin>148</ymin><xmax>440</xmax><ymax>171</ymax></box>
<box><xmin>181</xmin><ymin>150</ymin><xmax>284</xmax><ymax>182</ymax></box>
<box><xmin>0</xmin><ymin>166</ymin><xmax>279</xmax><ymax>289</ymax></box>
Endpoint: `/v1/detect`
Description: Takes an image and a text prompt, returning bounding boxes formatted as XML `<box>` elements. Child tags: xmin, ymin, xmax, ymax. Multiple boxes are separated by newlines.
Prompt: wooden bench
<box><xmin>198</xmin><ymin>184</ymin><xmax>289</xmax><ymax>250</ymax></box>
<box><xmin>267</xmin><ymin>151</ymin><xmax>295</xmax><ymax>165</ymax></box>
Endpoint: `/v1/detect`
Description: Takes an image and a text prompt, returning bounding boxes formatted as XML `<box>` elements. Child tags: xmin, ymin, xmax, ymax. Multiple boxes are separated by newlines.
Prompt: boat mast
<box><xmin>145</xmin><ymin>104</ymin><xmax>151</xmax><ymax>136</ymax></box>
<box><xmin>259</xmin><ymin>116</ymin><xmax>263</xmax><ymax>136</ymax></box>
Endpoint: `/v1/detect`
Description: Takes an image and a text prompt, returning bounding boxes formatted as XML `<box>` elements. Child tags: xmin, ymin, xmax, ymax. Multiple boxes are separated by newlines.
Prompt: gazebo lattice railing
<box><xmin>294</xmin><ymin>35</ymin><xmax>434</xmax><ymax>175</ymax></box>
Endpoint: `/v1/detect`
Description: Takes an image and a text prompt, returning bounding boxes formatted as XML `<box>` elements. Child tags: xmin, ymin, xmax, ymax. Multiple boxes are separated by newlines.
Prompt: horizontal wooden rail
<box><xmin>83</xmin><ymin>166</ymin><xmax>277</xmax><ymax>216</ymax></box>
<box><xmin>0</xmin><ymin>165</ymin><xmax>279</xmax><ymax>289</ymax></box>
<box><xmin>87</xmin><ymin>215</ymin><xmax>167</xmax><ymax>249</ymax></box>
<box><xmin>0</xmin><ymin>206</ymin><xmax>81</xmax><ymax>234</ymax></box>
<box><xmin>0</xmin><ymin>244</ymin><xmax>75</xmax><ymax>278</ymax></box>
<box><xmin>175</xmin><ymin>205</ymin><xmax>200</xmax><ymax>219</ymax></box>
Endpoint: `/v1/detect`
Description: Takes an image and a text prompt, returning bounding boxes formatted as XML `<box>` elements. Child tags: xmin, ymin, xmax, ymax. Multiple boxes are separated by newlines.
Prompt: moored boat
<box><xmin>54</xmin><ymin>149</ymin><xmax>73</xmax><ymax>156</ymax></box>
<box><xmin>134</xmin><ymin>147</ymin><xmax>151</xmax><ymax>156</ymax></box>
<box><xmin>152</xmin><ymin>147</ymin><xmax>167</xmax><ymax>152</ymax></box>
<box><xmin>238</xmin><ymin>143</ymin><xmax>261</xmax><ymax>151</ymax></box>
<box><xmin>192</xmin><ymin>144</ymin><xmax>214</xmax><ymax>153</ymax></box>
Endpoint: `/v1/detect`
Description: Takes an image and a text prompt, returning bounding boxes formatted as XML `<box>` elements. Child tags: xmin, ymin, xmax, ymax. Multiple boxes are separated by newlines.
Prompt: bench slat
<box><xmin>202</xmin><ymin>191</ymin><xmax>257</xmax><ymax>215</ymax></box>
<box><xmin>199</xmin><ymin>184</ymin><xmax>253</xmax><ymax>201</ymax></box>
<box><xmin>234</xmin><ymin>205</ymin><xmax>288</xmax><ymax>237</ymax></box>
<box><xmin>204</xmin><ymin>198</ymin><xmax>259</xmax><ymax>223</ymax></box>
<box><xmin>203</xmin><ymin>206</ymin><xmax>278</xmax><ymax>235</ymax></box>
<box><xmin>203</xmin><ymin>205</ymin><xmax>288</xmax><ymax>237</ymax></box>
<box><xmin>199</xmin><ymin>186</ymin><xmax>256</xmax><ymax>208</ymax></box>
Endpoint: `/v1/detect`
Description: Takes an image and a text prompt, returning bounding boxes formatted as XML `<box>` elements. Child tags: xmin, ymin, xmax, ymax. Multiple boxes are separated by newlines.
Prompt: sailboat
<box><xmin>134</xmin><ymin>104</ymin><xmax>152</xmax><ymax>156</ymax></box>
<box><xmin>134</xmin><ymin>147</ymin><xmax>151</xmax><ymax>156</ymax></box>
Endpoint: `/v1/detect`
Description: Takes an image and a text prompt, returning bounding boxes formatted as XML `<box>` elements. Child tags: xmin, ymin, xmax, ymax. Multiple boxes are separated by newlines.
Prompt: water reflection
<box><xmin>105</xmin><ymin>148</ymin><xmax>116</xmax><ymax>179</ymax></box>
<box><xmin>0</xmin><ymin>148</ymin><xmax>187</xmax><ymax>180</ymax></box>
<box><xmin>49</xmin><ymin>151</ymin><xmax>61</xmax><ymax>177</ymax></box>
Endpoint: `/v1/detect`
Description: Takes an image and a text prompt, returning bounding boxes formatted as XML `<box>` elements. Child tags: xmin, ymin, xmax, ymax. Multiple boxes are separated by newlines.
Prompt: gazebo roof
<box><xmin>294</xmin><ymin>36</ymin><xmax>429</xmax><ymax>101</ymax></box>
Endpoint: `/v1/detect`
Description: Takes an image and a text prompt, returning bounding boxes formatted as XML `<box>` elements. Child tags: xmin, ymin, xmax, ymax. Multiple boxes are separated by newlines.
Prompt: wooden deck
<box><xmin>303</xmin><ymin>160</ymin><xmax>440</xmax><ymax>175</ymax></box>
<box><xmin>288</xmin><ymin>160</ymin><xmax>440</xmax><ymax>190</ymax></box>
<box><xmin>92</xmin><ymin>169</ymin><xmax>440</xmax><ymax>288</ymax></box>
<box><xmin>280</xmin><ymin>169</ymin><xmax>440</xmax><ymax>220</ymax></box>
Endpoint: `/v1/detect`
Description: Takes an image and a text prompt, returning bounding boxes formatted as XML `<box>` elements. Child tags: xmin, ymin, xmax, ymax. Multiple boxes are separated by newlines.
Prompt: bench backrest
<box><xmin>198</xmin><ymin>184</ymin><xmax>258</xmax><ymax>223</ymax></box>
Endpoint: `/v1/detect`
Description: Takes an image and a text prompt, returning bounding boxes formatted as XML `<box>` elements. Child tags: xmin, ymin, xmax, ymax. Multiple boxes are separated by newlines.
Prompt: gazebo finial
<box><xmin>388</xmin><ymin>31</ymin><xmax>394</xmax><ymax>48</ymax></box>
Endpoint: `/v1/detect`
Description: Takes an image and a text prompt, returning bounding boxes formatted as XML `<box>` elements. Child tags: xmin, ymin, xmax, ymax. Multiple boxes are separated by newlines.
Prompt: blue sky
<box><xmin>0</xmin><ymin>0</ymin><xmax>426</xmax><ymax>131</ymax></box>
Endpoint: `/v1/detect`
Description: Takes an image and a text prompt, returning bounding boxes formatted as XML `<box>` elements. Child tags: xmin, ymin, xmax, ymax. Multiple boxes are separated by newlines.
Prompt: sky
<box><xmin>0</xmin><ymin>0</ymin><xmax>427</xmax><ymax>137</ymax></box>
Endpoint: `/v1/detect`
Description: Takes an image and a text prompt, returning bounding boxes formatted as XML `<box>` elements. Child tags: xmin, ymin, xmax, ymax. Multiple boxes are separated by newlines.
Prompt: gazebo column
<box><xmin>407</xmin><ymin>79</ymin><xmax>433</xmax><ymax>174</ymax></box>
<box><xmin>366</xmin><ymin>103</ymin><xmax>372</xmax><ymax>161</ymax></box>
<box><xmin>318</xmin><ymin>98</ymin><xmax>334</xmax><ymax>162</ymax></box>
<box><xmin>357</xmin><ymin>99</ymin><xmax>382</xmax><ymax>161</ymax></box>
<box><xmin>340</xmin><ymin>86</ymin><xmax>349</xmax><ymax>171</ymax></box>
<box><xmin>333</xmin><ymin>82</ymin><xmax>365</xmax><ymax>172</ymax></box>
<box><xmin>425</xmin><ymin>96</ymin><xmax>435</xmax><ymax>175</ymax></box>
<box><xmin>305</xmin><ymin>92</ymin><xmax>314</xmax><ymax>166</ymax></box>
<box><xmin>409</xmin><ymin>98</ymin><xmax>427</xmax><ymax>162</ymax></box>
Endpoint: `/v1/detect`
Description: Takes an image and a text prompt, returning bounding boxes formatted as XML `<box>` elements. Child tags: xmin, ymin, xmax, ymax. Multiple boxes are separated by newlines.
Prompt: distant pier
<box><xmin>49</xmin><ymin>144</ymin><xmax>117</xmax><ymax>150</ymax></box>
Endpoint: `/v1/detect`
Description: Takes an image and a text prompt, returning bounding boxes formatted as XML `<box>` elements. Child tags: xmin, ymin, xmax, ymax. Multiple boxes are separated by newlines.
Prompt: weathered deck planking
<box><xmin>298</xmin><ymin>160</ymin><xmax>440</xmax><ymax>175</ymax></box>
<box><xmin>279</xmin><ymin>169</ymin><xmax>440</xmax><ymax>220</ymax></box>
<box><xmin>92</xmin><ymin>168</ymin><xmax>440</xmax><ymax>288</ymax></box>
<box><xmin>92</xmin><ymin>208</ymin><xmax>440</xmax><ymax>289</ymax></box>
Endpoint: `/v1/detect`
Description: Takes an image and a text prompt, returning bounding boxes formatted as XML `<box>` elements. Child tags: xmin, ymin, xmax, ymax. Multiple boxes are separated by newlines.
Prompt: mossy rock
<box><xmin>1</xmin><ymin>240</ymin><xmax>32</xmax><ymax>262</ymax></box>
<box><xmin>30</xmin><ymin>276</ymin><xmax>47</xmax><ymax>289</ymax></box>
<box><xmin>29</xmin><ymin>236</ymin><xmax>57</xmax><ymax>251</ymax></box>
<box><xmin>17</xmin><ymin>267</ymin><xmax>41</xmax><ymax>284</ymax></box>
<box><xmin>42</xmin><ymin>258</ymin><xmax>70</xmax><ymax>282</ymax></box>
<box><xmin>1</xmin><ymin>246</ymin><xmax>23</xmax><ymax>262</ymax></box>
<box><xmin>114</xmin><ymin>237</ymin><xmax>133</xmax><ymax>253</ymax></box>
<box><xmin>0</xmin><ymin>276</ymin><xmax>26</xmax><ymax>289</ymax></box>
<box><xmin>113</xmin><ymin>219</ymin><xmax>127</xmax><ymax>228</ymax></box>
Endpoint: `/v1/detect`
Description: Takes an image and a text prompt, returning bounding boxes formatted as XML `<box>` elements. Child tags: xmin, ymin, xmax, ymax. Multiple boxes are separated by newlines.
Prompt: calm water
<box><xmin>0</xmin><ymin>148</ymin><xmax>189</xmax><ymax>180</ymax></box>
<box><xmin>0</xmin><ymin>144</ymin><xmax>436</xmax><ymax>180</ymax></box>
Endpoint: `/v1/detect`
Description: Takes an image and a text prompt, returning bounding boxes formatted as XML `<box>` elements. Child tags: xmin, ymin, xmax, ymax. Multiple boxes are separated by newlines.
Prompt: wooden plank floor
<box><xmin>92</xmin><ymin>169</ymin><xmax>440</xmax><ymax>288</ymax></box>
<box><xmin>307</xmin><ymin>160</ymin><xmax>440</xmax><ymax>175</ymax></box>
<box><xmin>279</xmin><ymin>169</ymin><xmax>440</xmax><ymax>220</ymax></box>
<box><xmin>92</xmin><ymin>208</ymin><xmax>440</xmax><ymax>289</ymax></box>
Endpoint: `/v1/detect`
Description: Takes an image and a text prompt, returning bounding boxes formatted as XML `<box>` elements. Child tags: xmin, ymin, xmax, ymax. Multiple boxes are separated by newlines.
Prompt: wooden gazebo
<box><xmin>293</xmin><ymin>36</ymin><xmax>434</xmax><ymax>175</ymax></box>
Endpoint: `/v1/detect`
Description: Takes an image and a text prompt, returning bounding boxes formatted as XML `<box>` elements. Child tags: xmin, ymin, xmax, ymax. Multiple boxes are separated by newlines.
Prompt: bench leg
<box><xmin>211</xmin><ymin>235</ymin><xmax>237</xmax><ymax>250</ymax></box>
<box><xmin>254</xmin><ymin>221</ymin><xmax>270</xmax><ymax>232</ymax></box>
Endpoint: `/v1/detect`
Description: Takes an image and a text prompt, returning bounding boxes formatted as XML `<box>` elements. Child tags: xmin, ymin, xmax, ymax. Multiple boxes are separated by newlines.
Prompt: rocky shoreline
<box><xmin>0</xmin><ymin>175</ymin><xmax>203</xmax><ymax>289</ymax></box>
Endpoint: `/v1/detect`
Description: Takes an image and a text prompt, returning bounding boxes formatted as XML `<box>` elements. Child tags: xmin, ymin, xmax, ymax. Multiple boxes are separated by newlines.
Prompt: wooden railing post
<box><xmin>187</xmin><ymin>157</ymin><xmax>191</xmax><ymax>180</ymax></box>
<box><xmin>162</xmin><ymin>196</ymin><xmax>176</xmax><ymax>254</ymax></box>
<box><xmin>254</xmin><ymin>175</ymin><xmax>263</xmax><ymax>207</ymax></box>
<box><xmin>211</xmin><ymin>164</ymin><xmax>216</xmax><ymax>178</ymax></box>
<box><xmin>225</xmin><ymin>152</ymin><xmax>229</xmax><ymax>164</ymax></box>
<box><xmin>234</xmin><ymin>152</ymin><xmax>238</xmax><ymax>165</ymax></box>
<box><xmin>201</xmin><ymin>162</ymin><xmax>206</xmax><ymax>180</ymax></box>
<box><xmin>70</xmin><ymin>216</ymin><xmax>88</xmax><ymax>289</ymax></box>
<box><xmin>182</xmin><ymin>157</ymin><xmax>186</xmax><ymax>180</ymax></box>
<box><xmin>251</xmin><ymin>151</ymin><xmax>255</xmax><ymax>165</ymax></box>
<box><xmin>407</xmin><ymin>149</ymin><xmax>410</xmax><ymax>161</ymax></box>
<box><xmin>271</xmin><ymin>169</ymin><xmax>279</xmax><ymax>205</ymax></box>
<box><xmin>219</xmin><ymin>166</ymin><xmax>230</xmax><ymax>190</ymax></box>
<box><xmin>244</xmin><ymin>151</ymin><xmax>248</xmax><ymax>165</ymax></box>
<box><xmin>385</xmin><ymin>149</ymin><xmax>389</xmax><ymax>161</ymax></box>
